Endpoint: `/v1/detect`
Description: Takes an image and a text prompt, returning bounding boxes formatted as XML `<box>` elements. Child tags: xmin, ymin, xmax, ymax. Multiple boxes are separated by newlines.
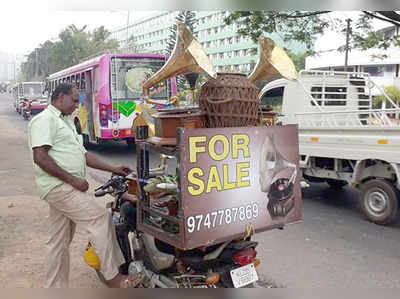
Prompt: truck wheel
<box><xmin>360</xmin><ymin>179</ymin><xmax>399</xmax><ymax>225</ymax></box>
<box><xmin>326</xmin><ymin>179</ymin><xmax>348</xmax><ymax>189</ymax></box>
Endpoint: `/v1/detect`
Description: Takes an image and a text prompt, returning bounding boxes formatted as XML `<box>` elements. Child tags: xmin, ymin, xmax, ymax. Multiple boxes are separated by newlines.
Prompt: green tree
<box><xmin>287</xmin><ymin>51</ymin><xmax>308</xmax><ymax>71</ymax></box>
<box><xmin>224</xmin><ymin>11</ymin><xmax>400</xmax><ymax>53</ymax></box>
<box><xmin>373</xmin><ymin>85</ymin><xmax>400</xmax><ymax>108</ymax></box>
<box><xmin>21</xmin><ymin>25</ymin><xmax>120</xmax><ymax>81</ymax></box>
<box><xmin>166</xmin><ymin>11</ymin><xmax>197</xmax><ymax>91</ymax></box>
<box><xmin>166</xmin><ymin>11</ymin><xmax>196</xmax><ymax>55</ymax></box>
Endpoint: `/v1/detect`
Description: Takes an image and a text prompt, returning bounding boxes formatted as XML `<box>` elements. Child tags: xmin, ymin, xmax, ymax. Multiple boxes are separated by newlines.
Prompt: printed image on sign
<box><xmin>179</xmin><ymin>125</ymin><xmax>302</xmax><ymax>249</ymax></box>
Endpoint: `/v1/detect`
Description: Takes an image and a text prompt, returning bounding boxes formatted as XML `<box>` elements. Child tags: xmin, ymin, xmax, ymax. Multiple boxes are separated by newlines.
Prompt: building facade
<box><xmin>305</xmin><ymin>26</ymin><xmax>400</xmax><ymax>95</ymax></box>
<box><xmin>110</xmin><ymin>11</ymin><xmax>306</xmax><ymax>73</ymax></box>
<box><xmin>0</xmin><ymin>52</ymin><xmax>23</xmax><ymax>83</ymax></box>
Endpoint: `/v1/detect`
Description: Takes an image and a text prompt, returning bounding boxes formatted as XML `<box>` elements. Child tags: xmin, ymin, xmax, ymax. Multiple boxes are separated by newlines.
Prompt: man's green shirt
<box><xmin>28</xmin><ymin>104</ymin><xmax>87</xmax><ymax>199</ymax></box>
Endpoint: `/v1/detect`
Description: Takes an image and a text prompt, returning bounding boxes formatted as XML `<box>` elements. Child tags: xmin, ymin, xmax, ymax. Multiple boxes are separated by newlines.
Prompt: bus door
<box><xmin>85</xmin><ymin>70</ymin><xmax>96</xmax><ymax>142</ymax></box>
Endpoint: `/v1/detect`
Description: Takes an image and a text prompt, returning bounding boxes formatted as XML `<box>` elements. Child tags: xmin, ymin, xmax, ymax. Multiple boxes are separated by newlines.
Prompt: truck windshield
<box><xmin>110</xmin><ymin>57</ymin><xmax>170</xmax><ymax>100</ymax></box>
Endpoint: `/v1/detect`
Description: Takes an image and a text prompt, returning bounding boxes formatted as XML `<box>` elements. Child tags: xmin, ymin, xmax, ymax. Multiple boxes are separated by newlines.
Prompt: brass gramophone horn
<box><xmin>143</xmin><ymin>22</ymin><xmax>216</xmax><ymax>93</ymax></box>
<box><xmin>248</xmin><ymin>36</ymin><xmax>298</xmax><ymax>84</ymax></box>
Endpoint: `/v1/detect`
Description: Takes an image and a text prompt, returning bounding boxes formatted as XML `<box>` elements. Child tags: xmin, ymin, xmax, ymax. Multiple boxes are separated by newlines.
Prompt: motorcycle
<box><xmin>21</xmin><ymin>100</ymin><xmax>31</xmax><ymax>120</ymax></box>
<box><xmin>16</xmin><ymin>100</ymin><xmax>25</xmax><ymax>114</ymax></box>
<box><xmin>92</xmin><ymin>173</ymin><xmax>261</xmax><ymax>288</ymax></box>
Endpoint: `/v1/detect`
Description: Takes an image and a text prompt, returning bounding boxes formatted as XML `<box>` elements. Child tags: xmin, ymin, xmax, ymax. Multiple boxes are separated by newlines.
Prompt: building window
<box><xmin>385</xmin><ymin>65</ymin><xmax>395</xmax><ymax>73</ymax></box>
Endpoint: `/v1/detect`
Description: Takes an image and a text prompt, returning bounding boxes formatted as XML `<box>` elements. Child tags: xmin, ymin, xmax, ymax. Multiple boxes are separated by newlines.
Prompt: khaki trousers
<box><xmin>43</xmin><ymin>183</ymin><xmax>124</xmax><ymax>288</ymax></box>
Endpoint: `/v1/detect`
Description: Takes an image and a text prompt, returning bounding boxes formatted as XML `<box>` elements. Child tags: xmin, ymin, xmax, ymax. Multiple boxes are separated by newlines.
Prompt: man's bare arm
<box><xmin>85</xmin><ymin>151</ymin><xmax>115</xmax><ymax>172</ymax></box>
<box><xmin>33</xmin><ymin>146</ymin><xmax>89</xmax><ymax>192</ymax></box>
<box><xmin>85</xmin><ymin>151</ymin><xmax>132</xmax><ymax>175</ymax></box>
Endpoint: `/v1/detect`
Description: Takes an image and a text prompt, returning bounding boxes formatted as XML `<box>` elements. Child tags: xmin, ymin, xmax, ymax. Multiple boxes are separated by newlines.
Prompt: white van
<box><xmin>259</xmin><ymin>70</ymin><xmax>400</xmax><ymax>225</ymax></box>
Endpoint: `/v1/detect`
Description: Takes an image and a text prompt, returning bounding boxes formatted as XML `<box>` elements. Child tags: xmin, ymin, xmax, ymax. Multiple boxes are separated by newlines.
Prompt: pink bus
<box><xmin>46</xmin><ymin>53</ymin><xmax>177</xmax><ymax>147</ymax></box>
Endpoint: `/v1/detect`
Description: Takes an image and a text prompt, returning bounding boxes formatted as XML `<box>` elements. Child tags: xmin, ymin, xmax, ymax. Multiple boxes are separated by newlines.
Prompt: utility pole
<box><xmin>12</xmin><ymin>53</ymin><xmax>16</xmax><ymax>82</ymax></box>
<box><xmin>35</xmin><ymin>48</ymin><xmax>38</xmax><ymax>78</ymax></box>
<box><xmin>344</xmin><ymin>18</ymin><xmax>351</xmax><ymax>71</ymax></box>
<box><xmin>126</xmin><ymin>11</ymin><xmax>130</xmax><ymax>46</ymax></box>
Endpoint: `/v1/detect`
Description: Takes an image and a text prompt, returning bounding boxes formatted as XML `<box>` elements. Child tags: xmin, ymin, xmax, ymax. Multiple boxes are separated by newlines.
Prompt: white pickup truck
<box><xmin>259</xmin><ymin>70</ymin><xmax>400</xmax><ymax>225</ymax></box>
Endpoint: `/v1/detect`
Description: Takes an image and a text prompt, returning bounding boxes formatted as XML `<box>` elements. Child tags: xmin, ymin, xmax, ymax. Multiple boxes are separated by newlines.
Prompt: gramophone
<box><xmin>143</xmin><ymin>22</ymin><xmax>216</xmax><ymax>99</ymax></box>
<box><xmin>259</xmin><ymin>135</ymin><xmax>297</xmax><ymax>219</ymax></box>
<box><xmin>248</xmin><ymin>35</ymin><xmax>298</xmax><ymax>84</ymax></box>
<box><xmin>141</xmin><ymin>23</ymin><xmax>297</xmax><ymax>132</ymax></box>
<box><xmin>141</xmin><ymin>22</ymin><xmax>216</xmax><ymax>140</ymax></box>
<box><xmin>142</xmin><ymin>24</ymin><xmax>299</xmax><ymax>216</ymax></box>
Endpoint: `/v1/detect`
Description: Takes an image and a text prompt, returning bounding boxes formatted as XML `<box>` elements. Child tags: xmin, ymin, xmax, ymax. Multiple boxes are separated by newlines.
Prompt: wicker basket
<box><xmin>199</xmin><ymin>73</ymin><xmax>259</xmax><ymax>128</ymax></box>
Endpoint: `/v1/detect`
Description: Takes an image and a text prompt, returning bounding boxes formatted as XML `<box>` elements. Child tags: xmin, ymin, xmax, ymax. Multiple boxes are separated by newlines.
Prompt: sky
<box><xmin>0</xmin><ymin>0</ymin><xmax>393</xmax><ymax>57</ymax></box>
<box><xmin>0</xmin><ymin>5</ymin><xmax>154</xmax><ymax>55</ymax></box>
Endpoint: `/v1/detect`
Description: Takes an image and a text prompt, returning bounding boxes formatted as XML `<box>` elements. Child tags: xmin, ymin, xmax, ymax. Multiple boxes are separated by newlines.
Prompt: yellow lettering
<box><xmin>223</xmin><ymin>164</ymin><xmax>236</xmax><ymax>190</ymax></box>
<box><xmin>188</xmin><ymin>167</ymin><xmax>204</xmax><ymax>196</ymax></box>
<box><xmin>236</xmin><ymin>162</ymin><xmax>250</xmax><ymax>187</ymax></box>
<box><xmin>189</xmin><ymin>136</ymin><xmax>206</xmax><ymax>163</ymax></box>
<box><xmin>232</xmin><ymin>134</ymin><xmax>250</xmax><ymax>159</ymax></box>
<box><xmin>206</xmin><ymin>166</ymin><xmax>223</xmax><ymax>193</ymax></box>
<box><xmin>208</xmin><ymin>135</ymin><xmax>229</xmax><ymax>161</ymax></box>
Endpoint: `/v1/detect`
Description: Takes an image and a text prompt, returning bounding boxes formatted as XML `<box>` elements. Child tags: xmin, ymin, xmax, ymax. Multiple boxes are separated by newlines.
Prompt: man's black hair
<box><xmin>51</xmin><ymin>83</ymin><xmax>75</xmax><ymax>102</ymax></box>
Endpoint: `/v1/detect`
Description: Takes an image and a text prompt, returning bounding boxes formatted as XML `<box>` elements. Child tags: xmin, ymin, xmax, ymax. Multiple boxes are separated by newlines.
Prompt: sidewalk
<box><xmin>0</xmin><ymin>116</ymin><xmax>106</xmax><ymax>288</ymax></box>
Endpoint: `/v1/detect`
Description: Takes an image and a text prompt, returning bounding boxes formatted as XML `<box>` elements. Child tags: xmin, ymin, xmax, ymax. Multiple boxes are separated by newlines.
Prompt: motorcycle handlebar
<box><xmin>94</xmin><ymin>173</ymin><xmax>132</xmax><ymax>196</ymax></box>
<box><xmin>94</xmin><ymin>189</ymin><xmax>108</xmax><ymax>197</ymax></box>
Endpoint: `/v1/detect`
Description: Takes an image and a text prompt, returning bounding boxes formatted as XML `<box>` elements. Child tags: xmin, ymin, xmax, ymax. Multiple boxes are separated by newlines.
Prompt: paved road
<box><xmin>2</xmin><ymin>93</ymin><xmax>400</xmax><ymax>287</ymax></box>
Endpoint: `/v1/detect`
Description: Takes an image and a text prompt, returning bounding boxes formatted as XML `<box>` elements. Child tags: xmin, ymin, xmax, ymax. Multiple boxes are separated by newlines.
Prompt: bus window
<box><xmin>110</xmin><ymin>57</ymin><xmax>170</xmax><ymax>100</ymax></box>
<box><xmin>81</xmin><ymin>73</ymin><xmax>86</xmax><ymax>91</ymax></box>
<box><xmin>71</xmin><ymin>75</ymin><xmax>75</xmax><ymax>86</ymax></box>
<box><xmin>76</xmin><ymin>74</ymin><xmax>81</xmax><ymax>89</ymax></box>
<box><xmin>67</xmin><ymin>77</ymin><xmax>70</xmax><ymax>83</ymax></box>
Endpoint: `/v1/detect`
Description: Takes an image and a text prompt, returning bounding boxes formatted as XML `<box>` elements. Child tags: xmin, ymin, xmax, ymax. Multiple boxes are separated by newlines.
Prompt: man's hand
<box><xmin>112</xmin><ymin>165</ymin><xmax>132</xmax><ymax>176</ymax></box>
<box><xmin>70</xmin><ymin>177</ymin><xmax>89</xmax><ymax>192</ymax></box>
<box><xmin>33</xmin><ymin>146</ymin><xmax>89</xmax><ymax>192</ymax></box>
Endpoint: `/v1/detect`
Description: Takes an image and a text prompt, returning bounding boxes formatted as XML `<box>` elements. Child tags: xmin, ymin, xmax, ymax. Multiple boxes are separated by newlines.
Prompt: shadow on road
<box><xmin>302</xmin><ymin>183</ymin><xmax>400</xmax><ymax>228</ymax></box>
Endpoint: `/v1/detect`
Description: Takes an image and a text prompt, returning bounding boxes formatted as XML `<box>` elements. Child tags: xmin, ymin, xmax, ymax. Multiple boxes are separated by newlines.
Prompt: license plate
<box><xmin>230</xmin><ymin>263</ymin><xmax>258</xmax><ymax>288</ymax></box>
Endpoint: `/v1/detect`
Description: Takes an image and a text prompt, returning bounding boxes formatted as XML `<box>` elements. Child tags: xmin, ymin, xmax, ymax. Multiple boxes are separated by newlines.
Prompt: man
<box><xmin>28</xmin><ymin>83</ymin><xmax>130</xmax><ymax>288</ymax></box>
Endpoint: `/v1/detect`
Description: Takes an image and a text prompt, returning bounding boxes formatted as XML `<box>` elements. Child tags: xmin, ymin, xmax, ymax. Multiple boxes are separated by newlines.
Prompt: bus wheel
<box><xmin>360</xmin><ymin>179</ymin><xmax>399</xmax><ymax>225</ymax></box>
